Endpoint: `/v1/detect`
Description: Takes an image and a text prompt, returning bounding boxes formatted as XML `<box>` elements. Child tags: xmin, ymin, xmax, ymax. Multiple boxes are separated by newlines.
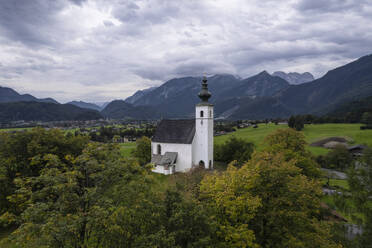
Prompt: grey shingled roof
<box><xmin>152</xmin><ymin>119</ymin><xmax>195</xmax><ymax>144</ymax></box>
<box><xmin>160</xmin><ymin>152</ymin><xmax>178</xmax><ymax>165</ymax></box>
<box><xmin>151</xmin><ymin>154</ymin><xmax>162</xmax><ymax>164</ymax></box>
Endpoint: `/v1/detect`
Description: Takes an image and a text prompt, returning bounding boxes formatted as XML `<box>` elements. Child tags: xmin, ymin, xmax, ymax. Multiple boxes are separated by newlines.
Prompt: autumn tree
<box><xmin>246</xmin><ymin>151</ymin><xmax>340</xmax><ymax>248</ymax></box>
<box><xmin>201</xmin><ymin>129</ymin><xmax>341</xmax><ymax>248</ymax></box>
<box><xmin>263</xmin><ymin>128</ymin><xmax>321</xmax><ymax>178</ymax></box>
<box><xmin>200</xmin><ymin>163</ymin><xmax>261</xmax><ymax>248</ymax></box>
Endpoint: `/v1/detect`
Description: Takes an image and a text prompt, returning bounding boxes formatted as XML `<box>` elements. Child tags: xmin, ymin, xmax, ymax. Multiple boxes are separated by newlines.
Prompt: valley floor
<box><xmin>215</xmin><ymin>123</ymin><xmax>372</xmax><ymax>155</ymax></box>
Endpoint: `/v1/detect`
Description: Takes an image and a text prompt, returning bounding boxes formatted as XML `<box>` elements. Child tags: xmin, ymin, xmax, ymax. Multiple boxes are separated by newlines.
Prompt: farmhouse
<box><xmin>151</xmin><ymin>76</ymin><xmax>214</xmax><ymax>175</ymax></box>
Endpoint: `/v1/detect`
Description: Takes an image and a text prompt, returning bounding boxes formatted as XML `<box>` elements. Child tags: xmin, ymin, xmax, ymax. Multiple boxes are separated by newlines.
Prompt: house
<box><xmin>151</xmin><ymin>76</ymin><xmax>214</xmax><ymax>175</ymax></box>
<box><xmin>347</xmin><ymin>145</ymin><xmax>367</xmax><ymax>157</ymax></box>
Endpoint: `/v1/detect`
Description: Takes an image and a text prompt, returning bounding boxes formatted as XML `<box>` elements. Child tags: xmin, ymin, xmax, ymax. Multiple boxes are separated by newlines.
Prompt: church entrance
<box><xmin>199</xmin><ymin>160</ymin><xmax>205</xmax><ymax>168</ymax></box>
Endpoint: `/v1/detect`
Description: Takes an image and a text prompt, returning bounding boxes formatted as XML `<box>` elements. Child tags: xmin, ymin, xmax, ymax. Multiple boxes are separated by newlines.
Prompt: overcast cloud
<box><xmin>0</xmin><ymin>0</ymin><xmax>371</xmax><ymax>103</ymax></box>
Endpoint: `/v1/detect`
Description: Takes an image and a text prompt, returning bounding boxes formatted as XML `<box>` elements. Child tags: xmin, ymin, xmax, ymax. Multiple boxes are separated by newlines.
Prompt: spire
<box><xmin>198</xmin><ymin>75</ymin><xmax>211</xmax><ymax>102</ymax></box>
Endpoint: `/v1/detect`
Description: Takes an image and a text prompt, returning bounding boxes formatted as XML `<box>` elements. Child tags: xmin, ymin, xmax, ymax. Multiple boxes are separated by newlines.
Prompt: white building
<box><xmin>151</xmin><ymin>76</ymin><xmax>214</xmax><ymax>175</ymax></box>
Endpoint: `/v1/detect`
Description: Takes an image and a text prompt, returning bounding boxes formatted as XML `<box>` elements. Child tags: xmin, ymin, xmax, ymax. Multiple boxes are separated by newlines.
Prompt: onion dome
<box><xmin>198</xmin><ymin>76</ymin><xmax>211</xmax><ymax>102</ymax></box>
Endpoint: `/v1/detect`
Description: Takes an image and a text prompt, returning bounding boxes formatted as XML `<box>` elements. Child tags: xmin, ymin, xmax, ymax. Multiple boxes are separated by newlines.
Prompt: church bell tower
<box><xmin>194</xmin><ymin>76</ymin><xmax>214</xmax><ymax>169</ymax></box>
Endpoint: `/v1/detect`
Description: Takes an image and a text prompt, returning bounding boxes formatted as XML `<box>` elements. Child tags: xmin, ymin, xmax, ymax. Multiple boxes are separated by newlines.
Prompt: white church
<box><xmin>151</xmin><ymin>76</ymin><xmax>214</xmax><ymax>175</ymax></box>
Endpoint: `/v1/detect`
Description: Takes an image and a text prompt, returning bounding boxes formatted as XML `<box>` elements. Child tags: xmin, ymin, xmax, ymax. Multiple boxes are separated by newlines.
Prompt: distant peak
<box><xmin>259</xmin><ymin>70</ymin><xmax>269</xmax><ymax>75</ymax></box>
<box><xmin>272</xmin><ymin>71</ymin><xmax>314</xmax><ymax>85</ymax></box>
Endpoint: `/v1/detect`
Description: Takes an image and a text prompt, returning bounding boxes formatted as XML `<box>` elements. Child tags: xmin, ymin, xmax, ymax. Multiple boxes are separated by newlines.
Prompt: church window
<box><xmin>209</xmin><ymin>160</ymin><xmax>212</xmax><ymax>169</ymax></box>
<box><xmin>200</xmin><ymin>110</ymin><xmax>204</xmax><ymax>117</ymax></box>
<box><xmin>199</xmin><ymin>160</ymin><xmax>205</xmax><ymax>168</ymax></box>
<box><xmin>157</xmin><ymin>144</ymin><xmax>161</xmax><ymax>155</ymax></box>
<box><xmin>209</xmin><ymin>110</ymin><xmax>212</xmax><ymax>117</ymax></box>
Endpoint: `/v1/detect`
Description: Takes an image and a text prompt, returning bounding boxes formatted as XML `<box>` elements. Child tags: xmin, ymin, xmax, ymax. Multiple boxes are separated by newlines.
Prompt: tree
<box><xmin>288</xmin><ymin>115</ymin><xmax>296</xmax><ymax>129</ymax></box>
<box><xmin>361</xmin><ymin>112</ymin><xmax>372</xmax><ymax>126</ymax></box>
<box><xmin>2</xmin><ymin>143</ymin><xmax>160</xmax><ymax>248</ymax></box>
<box><xmin>263</xmin><ymin>128</ymin><xmax>321</xmax><ymax>178</ymax></box>
<box><xmin>200</xmin><ymin>147</ymin><xmax>342</xmax><ymax>248</ymax></box>
<box><xmin>0</xmin><ymin>128</ymin><xmax>89</xmax><ymax>220</ymax></box>
<box><xmin>214</xmin><ymin>136</ymin><xmax>254</xmax><ymax>166</ymax></box>
<box><xmin>288</xmin><ymin>115</ymin><xmax>304</xmax><ymax>131</ymax></box>
<box><xmin>347</xmin><ymin>148</ymin><xmax>372</xmax><ymax>247</ymax></box>
<box><xmin>324</xmin><ymin>145</ymin><xmax>353</xmax><ymax>170</ymax></box>
<box><xmin>245</xmin><ymin>151</ymin><xmax>340</xmax><ymax>248</ymax></box>
<box><xmin>200</xmin><ymin>163</ymin><xmax>261</xmax><ymax>248</ymax></box>
<box><xmin>132</xmin><ymin>136</ymin><xmax>151</xmax><ymax>165</ymax></box>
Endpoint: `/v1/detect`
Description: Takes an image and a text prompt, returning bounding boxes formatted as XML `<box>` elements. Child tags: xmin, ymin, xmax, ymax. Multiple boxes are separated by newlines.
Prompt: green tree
<box><xmin>288</xmin><ymin>115</ymin><xmax>296</xmax><ymax>128</ymax></box>
<box><xmin>0</xmin><ymin>128</ymin><xmax>89</xmax><ymax>220</ymax></box>
<box><xmin>347</xmin><ymin>148</ymin><xmax>372</xmax><ymax>247</ymax></box>
<box><xmin>214</xmin><ymin>136</ymin><xmax>254</xmax><ymax>166</ymax></box>
<box><xmin>132</xmin><ymin>136</ymin><xmax>152</xmax><ymax>165</ymax></box>
<box><xmin>2</xmin><ymin>143</ymin><xmax>159</xmax><ymax>248</ymax></box>
<box><xmin>361</xmin><ymin>112</ymin><xmax>372</xmax><ymax>126</ymax></box>
<box><xmin>288</xmin><ymin>115</ymin><xmax>304</xmax><ymax>131</ymax></box>
<box><xmin>324</xmin><ymin>145</ymin><xmax>353</xmax><ymax>170</ymax></box>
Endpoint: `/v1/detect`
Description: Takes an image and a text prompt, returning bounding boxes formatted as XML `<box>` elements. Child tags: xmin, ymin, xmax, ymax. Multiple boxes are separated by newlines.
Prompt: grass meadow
<box><xmin>215</xmin><ymin>123</ymin><xmax>372</xmax><ymax>155</ymax></box>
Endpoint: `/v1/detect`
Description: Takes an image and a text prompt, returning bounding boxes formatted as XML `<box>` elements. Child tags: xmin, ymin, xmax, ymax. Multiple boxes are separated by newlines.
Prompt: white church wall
<box><xmin>151</xmin><ymin>142</ymin><xmax>193</xmax><ymax>172</ymax></box>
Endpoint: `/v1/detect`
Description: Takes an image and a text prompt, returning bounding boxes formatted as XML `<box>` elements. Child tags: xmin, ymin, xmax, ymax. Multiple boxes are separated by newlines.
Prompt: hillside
<box><xmin>101</xmin><ymin>100</ymin><xmax>160</xmax><ymax>119</ymax></box>
<box><xmin>277</xmin><ymin>54</ymin><xmax>372</xmax><ymax>115</ymax></box>
<box><xmin>117</xmin><ymin>72</ymin><xmax>290</xmax><ymax>119</ymax></box>
<box><xmin>222</xmin><ymin>71</ymin><xmax>289</xmax><ymax>99</ymax></box>
<box><xmin>0</xmin><ymin>102</ymin><xmax>102</xmax><ymax>122</ymax></box>
<box><xmin>124</xmin><ymin>87</ymin><xmax>156</xmax><ymax>104</ymax></box>
<box><xmin>117</xmin><ymin>54</ymin><xmax>372</xmax><ymax>120</ymax></box>
<box><xmin>327</xmin><ymin>95</ymin><xmax>372</xmax><ymax>122</ymax></box>
<box><xmin>0</xmin><ymin>86</ymin><xmax>58</xmax><ymax>104</ymax></box>
<box><xmin>67</xmin><ymin>101</ymin><xmax>102</xmax><ymax>111</ymax></box>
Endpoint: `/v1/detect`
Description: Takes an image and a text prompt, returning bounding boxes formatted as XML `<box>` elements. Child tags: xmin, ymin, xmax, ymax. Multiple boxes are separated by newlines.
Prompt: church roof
<box><xmin>152</xmin><ymin>119</ymin><xmax>195</xmax><ymax>144</ymax></box>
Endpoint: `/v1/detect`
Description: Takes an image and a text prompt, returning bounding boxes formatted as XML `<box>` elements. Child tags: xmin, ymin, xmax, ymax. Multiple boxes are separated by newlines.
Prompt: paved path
<box><xmin>321</xmin><ymin>168</ymin><xmax>347</xmax><ymax>179</ymax></box>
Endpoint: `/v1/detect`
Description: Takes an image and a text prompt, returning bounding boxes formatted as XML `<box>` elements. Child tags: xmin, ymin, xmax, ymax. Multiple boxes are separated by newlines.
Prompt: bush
<box><xmin>214</xmin><ymin>136</ymin><xmax>254</xmax><ymax>167</ymax></box>
<box><xmin>323</xmin><ymin>145</ymin><xmax>353</xmax><ymax>170</ymax></box>
<box><xmin>360</xmin><ymin>125</ymin><xmax>372</xmax><ymax>130</ymax></box>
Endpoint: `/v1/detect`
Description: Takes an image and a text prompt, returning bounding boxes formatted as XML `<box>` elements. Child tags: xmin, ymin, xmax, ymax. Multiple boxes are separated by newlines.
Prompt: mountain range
<box><xmin>110</xmin><ymin>54</ymin><xmax>372</xmax><ymax>120</ymax></box>
<box><xmin>0</xmin><ymin>87</ymin><xmax>103</xmax><ymax>122</ymax></box>
<box><xmin>0</xmin><ymin>86</ymin><xmax>59</xmax><ymax>104</ymax></box>
<box><xmin>272</xmin><ymin>71</ymin><xmax>314</xmax><ymax>85</ymax></box>
<box><xmin>66</xmin><ymin>101</ymin><xmax>102</xmax><ymax>111</ymax></box>
<box><xmin>1</xmin><ymin>54</ymin><xmax>372</xmax><ymax>121</ymax></box>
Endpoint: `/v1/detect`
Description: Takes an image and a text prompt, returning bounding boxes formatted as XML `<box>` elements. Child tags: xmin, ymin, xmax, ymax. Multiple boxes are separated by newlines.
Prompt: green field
<box><xmin>321</xmin><ymin>178</ymin><xmax>349</xmax><ymax>190</ymax></box>
<box><xmin>119</xmin><ymin>142</ymin><xmax>136</xmax><ymax>157</ymax></box>
<box><xmin>215</xmin><ymin>123</ymin><xmax>372</xmax><ymax>155</ymax></box>
<box><xmin>0</xmin><ymin>127</ymin><xmax>32</xmax><ymax>132</ymax></box>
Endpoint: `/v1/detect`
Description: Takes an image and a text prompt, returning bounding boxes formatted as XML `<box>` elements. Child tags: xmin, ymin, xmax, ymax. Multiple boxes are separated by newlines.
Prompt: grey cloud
<box><xmin>295</xmin><ymin>0</ymin><xmax>367</xmax><ymax>13</ymax></box>
<box><xmin>0</xmin><ymin>0</ymin><xmax>67</xmax><ymax>47</ymax></box>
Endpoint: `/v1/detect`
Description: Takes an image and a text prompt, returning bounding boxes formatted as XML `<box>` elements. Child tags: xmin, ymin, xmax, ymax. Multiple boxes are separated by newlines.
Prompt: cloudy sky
<box><xmin>0</xmin><ymin>0</ymin><xmax>371</xmax><ymax>103</ymax></box>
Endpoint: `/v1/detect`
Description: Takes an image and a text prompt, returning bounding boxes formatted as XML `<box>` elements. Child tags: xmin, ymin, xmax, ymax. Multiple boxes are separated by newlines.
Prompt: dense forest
<box><xmin>0</xmin><ymin>128</ymin><xmax>371</xmax><ymax>247</ymax></box>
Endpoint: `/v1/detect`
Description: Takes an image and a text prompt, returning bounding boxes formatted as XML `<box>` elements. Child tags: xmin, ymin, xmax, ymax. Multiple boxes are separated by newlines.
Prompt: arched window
<box><xmin>200</xmin><ymin>110</ymin><xmax>204</xmax><ymax>117</ymax></box>
<box><xmin>209</xmin><ymin>160</ymin><xmax>212</xmax><ymax>169</ymax></box>
<box><xmin>199</xmin><ymin>160</ymin><xmax>205</xmax><ymax>168</ymax></box>
<box><xmin>209</xmin><ymin>110</ymin><xmax>212</xmax><ymax>118</ymax></box>
<box><xmin>157</xmin><ymin>144</ymin><xmax>161</xmax><ymax>155</ymax></box>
